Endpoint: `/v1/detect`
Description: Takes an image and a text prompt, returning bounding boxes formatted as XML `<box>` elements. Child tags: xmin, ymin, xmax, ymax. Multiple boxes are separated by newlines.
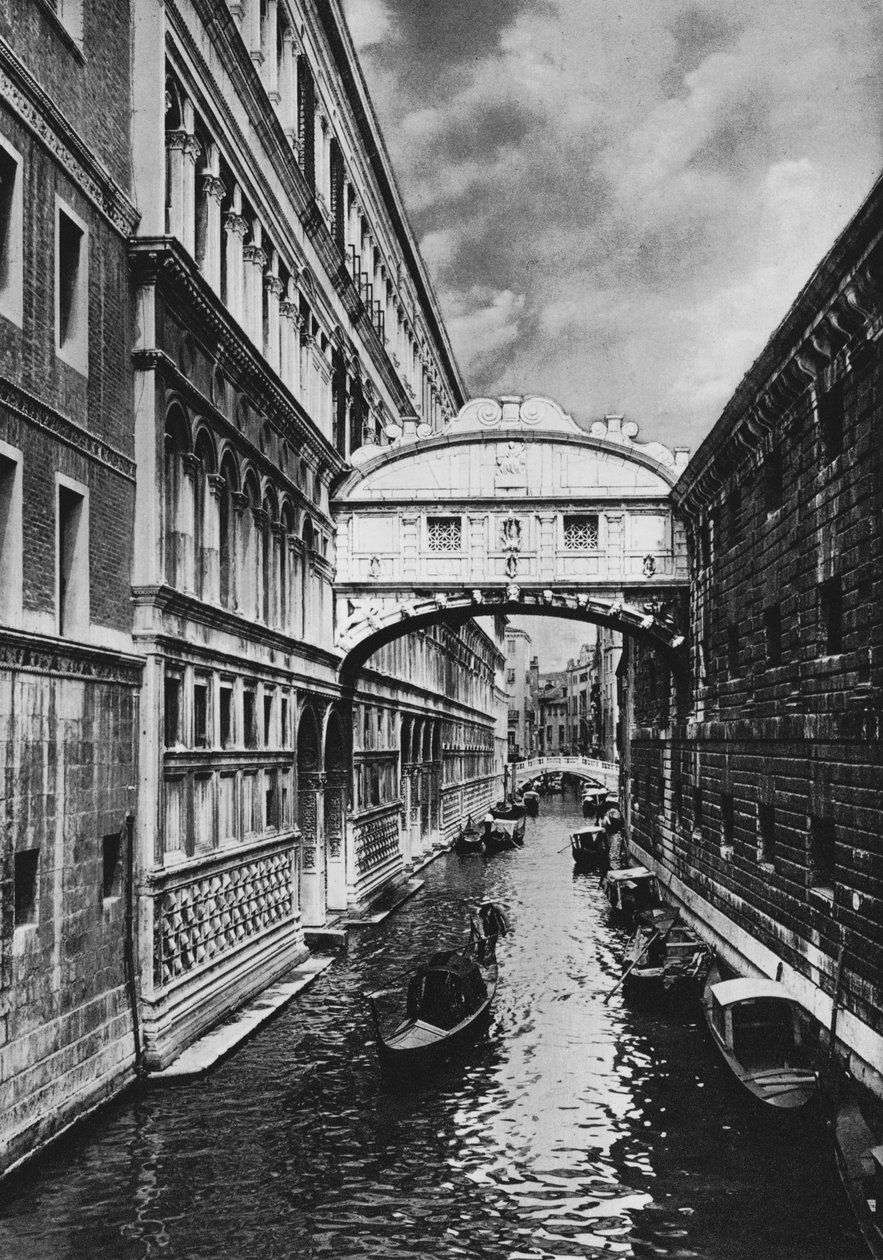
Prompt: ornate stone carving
<box><xmin>154</xmin><ymin>848</ymin><xmax>295</xmax><ymax>986</ymax></box>
<box><xmin>642</xmin><ymin>555</ymin><xmax>657</xmax><ymax>577</ymax></box>
<box><xmin>354</xmin><ymin>808</ymin><xmax>399</xmax><ymax>874</ymax></box>
<box><xmin>0</xmin><ymin>377</ymin><xmax>136</xmax><ymax>481</ymax></box>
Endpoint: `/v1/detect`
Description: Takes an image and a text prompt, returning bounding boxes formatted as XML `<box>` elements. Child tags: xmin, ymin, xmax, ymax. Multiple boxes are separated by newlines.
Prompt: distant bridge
<box><xmin>511</xmin><ymin>755</ymin><xmax>620</xmax><ymax>795</ymax></box>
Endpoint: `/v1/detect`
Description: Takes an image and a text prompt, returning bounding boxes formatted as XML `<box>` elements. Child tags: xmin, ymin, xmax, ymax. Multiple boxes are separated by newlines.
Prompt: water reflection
<box><xmin>0</xmin><ymin>795</ymin><xmax>866</xmax><ymax>1259</ymax></box>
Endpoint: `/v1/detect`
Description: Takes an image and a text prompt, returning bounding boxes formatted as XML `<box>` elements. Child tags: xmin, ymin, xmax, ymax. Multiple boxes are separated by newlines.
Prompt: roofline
<box><xmin>334</xmin><ymin>428</ymin><xmax>682</xmax><ymax>499</ymax></box>
<box><xmin>673</xmin><ymin>169</ymin><xmax>883</xmax><ymax>515</ymax></box>
<box><xmin>315</xmin><ymin>0</ymin><xmax>468</xmax><ymax>410</ymax></box>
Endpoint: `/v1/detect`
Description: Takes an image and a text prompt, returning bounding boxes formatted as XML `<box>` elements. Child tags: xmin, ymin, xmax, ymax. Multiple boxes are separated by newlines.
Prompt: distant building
<box><xmin>504</xmin><ymin>627</ymin><xmax>536</xmax><ymax>759</ymax></box>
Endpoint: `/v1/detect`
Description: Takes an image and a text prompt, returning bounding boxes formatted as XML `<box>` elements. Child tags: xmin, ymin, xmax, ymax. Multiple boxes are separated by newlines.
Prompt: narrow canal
<box><xmin>0</xmin><ymin>795</ymin><xmax>864</xmax><ymax>1259</ymax></box>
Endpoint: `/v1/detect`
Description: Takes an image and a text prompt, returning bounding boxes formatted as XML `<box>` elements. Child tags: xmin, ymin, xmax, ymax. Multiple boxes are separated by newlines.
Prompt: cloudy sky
<box><xmin>343</xmin><ymin>0</ymin><xmax>883</xmax><ymax>455</ymax></box>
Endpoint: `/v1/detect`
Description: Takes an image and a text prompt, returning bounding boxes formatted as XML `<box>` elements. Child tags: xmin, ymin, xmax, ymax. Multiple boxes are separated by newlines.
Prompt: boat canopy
<box><xmin>606</xmin><ymin>866</ymin><xmax>654</xmax><ymax>884</ymax></box>
<box><xmin>406</xmin><ymin>951</ymin><xmax>488</xmax><ymax>1029</ymax></box>
<box><xmin>710</xmin><ymin>977</ymin><xmax>797</xmax><ymax>1008</ymax></box>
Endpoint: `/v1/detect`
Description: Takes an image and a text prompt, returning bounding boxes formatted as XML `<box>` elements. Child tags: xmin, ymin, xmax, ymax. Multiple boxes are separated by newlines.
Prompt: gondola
<box><xmin>367</xmin><ymin>903</ymin><xmax>509</xmax><ymax>1077</ymax></box>
<box><xmin>581</xmin><ymin>785</ymin><xmax>608</xmax><ymax>820</ymax></box>
<box><xmin>834</xmin><ymin>1089</ymin><xmax>883</xmax><ymax>1258</ymax></box>
<box><xmin>522</xmin><ymin>789</ymin><xmax>540</xmax><ymax>817</ymax></box>
<box><xmin>603</xmin><ymin>865</ymin><xmax>659</xmax><ymax>925</ymax></box>
<box><xmin>482</xmin><ymin>812</ymin><xmax>525</xmax><ymax>853</ymax></box>
<box><xmin>570</xmin><ymin>825</ymin><xmax>605</xmax><ymax>872</ymax></box>
<box><xmin>621</xmin><ymin>908</ymin><xmax>712</xmax><ymax>1004</ymax></box>
<box><xmin>702</xmin><ymin>964</ymin><xmax>819</xmax><ymax>1113</ymax></box>
<box><xmin>453</xmin><ymin>816</ymin><xmax>484</xmax><ymax>855</ymax></box>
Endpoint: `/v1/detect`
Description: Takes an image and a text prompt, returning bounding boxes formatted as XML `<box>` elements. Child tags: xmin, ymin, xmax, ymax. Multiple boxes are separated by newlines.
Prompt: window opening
<box><xmin>14</xmin><ymin>848</ymin><xmax>39</xmax><ymax>926</ymax></box>
<box><xmin>818</xmin><ymin>379</ymin><xmax>844</xmax><ymax>463</ymax></box>
<box><xmin>164</xmin><ymin>675</ymin><xmax>182</xmax><ymax>746</ymax></box>
<box><xmin>562</xmin><ymin>514</ymin><xmax>599</xmax><ymax>550</ymax></box>
<box><xmin>758</xmin><ymin>802</ymin><xmax>776</xmax><ymax>863</ymax></box>
<box><xmin>809</xmin><ymin>816</ymin><xmax>836</xmax><ymax>891</ymax></box>
<box><xmin>819</xmin><ymin>576</ymin><xmax>843</xmax><ymax>655</ymax></box>
<box><xmin>0</xmin><ymin>141</ymin><xmax>22</xmax><ymax>325</ymax></box>
<box><xmin>57</xmin><ymin>205</ymin><xmax>88</xmax><ymax>371</ymax></box>
<box><xmin>220</xmin><ymin>683</ymin><xmax>233</xmax><ymax>747</ymax></box>
<box><xmin>243</xmin><ymin>688</ymin><xmax>257</xmax><ymax>748</ymax></box>
<box><xmin>426</xmin><ymin>515</ymin><xmax>461</xmax><ymax>552</ymax></box>
<box><xmin>57</xmin><ymin>483</ymin><xmax>87</xmax><ymax>636</ymax></box>
<box><xmin>193</xmin><ymin>679</ymin><xmax>209</xmax><ymax>748</ymax></box>
<box><xmin>102</xmin><ymin>832</ymin><xmax>122</xmax><ymax>901</ymax></box>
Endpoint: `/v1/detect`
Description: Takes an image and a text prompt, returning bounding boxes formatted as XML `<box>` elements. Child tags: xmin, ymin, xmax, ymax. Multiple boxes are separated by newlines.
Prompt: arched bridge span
<box><xmin>512</xmin><ymin>756</ymin><xmax>620</xmax><ymax>794</ymax></box>
<box><xmin>331</xmin><ymin>395</ymin><xmax>691</xmax><ymax>677</ymax></box>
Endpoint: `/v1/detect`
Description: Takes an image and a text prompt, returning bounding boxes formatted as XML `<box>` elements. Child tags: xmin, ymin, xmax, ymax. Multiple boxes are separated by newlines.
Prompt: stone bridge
<box><xmin>331</xmin><ymin>395</ymin><xmax>690</xmax><ymax>675</ymax></box>
<box><xmin>510</xmin><ymin>755</ymin><xmax>620</xmax><ymax>795</ymax></box>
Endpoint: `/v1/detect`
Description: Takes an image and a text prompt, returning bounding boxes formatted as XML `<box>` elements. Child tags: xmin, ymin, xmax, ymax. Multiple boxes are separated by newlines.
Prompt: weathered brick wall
<box><xmin>0</xmin><ymin>1</ymin><xmax>132</xmax><ymax>190</ymax></box>
<box><xmin>0</xmin><ymin>668</ymin><xmax>139</xmax><ymax>1174</ymax></box>
<box><xmin>627</xmin><ymin>207</ymin><xmax>883</xmax><ymax>1087</ymax></box>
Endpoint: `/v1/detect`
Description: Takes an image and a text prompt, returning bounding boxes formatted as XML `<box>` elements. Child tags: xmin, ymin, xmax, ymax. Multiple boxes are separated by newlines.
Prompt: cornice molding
<box><xmin>0</xmin><ymin>376</ymin><xmax>136</xmax><ymax>480</ymax></box>
<box><xmin>129</xmin><ymin>237</ymin><xmax>346</xmax><ymax>481</ymax></box>
<box><xmin>0</xmin><ymin>37</ymin><xmax>139</xmax><ymax>237</ymax></box>
<box><xmin>166</xmin><ymin>2</ymin><xmax>410</xmax><ymax>416</ymax></box>
<box><xmin>0</xmin><ymin>628</ymin><xmax>143</xmax><ymax>686</ymax></box>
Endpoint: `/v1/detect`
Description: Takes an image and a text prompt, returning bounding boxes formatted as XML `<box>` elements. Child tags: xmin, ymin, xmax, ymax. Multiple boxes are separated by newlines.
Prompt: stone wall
<box><xmin>626</xmin><ymin>175</ymin><xmax>883</xmax><ymax>1097</ymax></box>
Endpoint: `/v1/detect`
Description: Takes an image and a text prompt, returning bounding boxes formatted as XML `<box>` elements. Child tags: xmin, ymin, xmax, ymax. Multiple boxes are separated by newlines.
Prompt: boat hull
<box><xmin>375</xmin><ymin>967</ymin><xmax>497</xmax><ymax>1078</ymax></box>
<box><xmin>835</xmin><ymin>1094</ymin><xmax>883</xmax><ymax>1259</ymax></box>
<box><xmin>702</xmin><ymin>965</ymin><xmax>819</xmax><ymax>1115</ymax></box>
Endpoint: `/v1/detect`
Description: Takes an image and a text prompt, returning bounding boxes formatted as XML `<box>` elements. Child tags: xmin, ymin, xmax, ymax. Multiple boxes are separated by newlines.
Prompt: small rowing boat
<box><xmin>603</xmin><ymin>865</ymin><xmax>659</xmax><ymax>925</ymax></box>
<box><xmin>522</xmin><ymin>789</ymin><xmax>540</xmax><ymax>817</ymax></box>
<box><xmin>702</xmin><ymin>965</ymin><xmax>819</xmax><ymax>1113</ymax></box>
<box><xmin>368</xmin><ymin>903</ymin><xmax>509</xmax><ymax>1078</ymax></box>
<box><xmin>570</xmin><ymin>826</ymin><xmax>605</xmax><ymax>872</ymax></box>
<box><xmin>622</xmin><ymin>908</ymin><xmax>712</xmax><ymax>1004</ymax></box>
<box><xmin>834</xmin><ymin>1088</ymin><xmax>883</xmax><ymax>1258</ymax></box>
<box><xmin>453</xmin><ymin>816</ymin><xmax>484</xmax><ymax>854</ymax></box>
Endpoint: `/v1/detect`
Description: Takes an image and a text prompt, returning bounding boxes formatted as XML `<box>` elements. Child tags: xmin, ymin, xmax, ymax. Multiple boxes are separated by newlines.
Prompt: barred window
<box><xmin>426</xmin><ymin>515</ymin><xmax>462</xmax><ymax>552</ymax></box>
<box><xmin>562</xmin><ymin>514</ymin><xmax>599</xmax><ymax>550</ymax></box>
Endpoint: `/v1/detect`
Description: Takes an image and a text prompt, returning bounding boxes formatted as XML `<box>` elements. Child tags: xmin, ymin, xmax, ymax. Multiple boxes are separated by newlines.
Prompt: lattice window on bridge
<box><xmin>562</xmin><ymin>514</ymin><xmax>599</xmax><ymax>550</ymax></box>
<box><xmin>426</xmin><ymin>515</ymin><xmax>462</xmax><ymax>552</ymax></box>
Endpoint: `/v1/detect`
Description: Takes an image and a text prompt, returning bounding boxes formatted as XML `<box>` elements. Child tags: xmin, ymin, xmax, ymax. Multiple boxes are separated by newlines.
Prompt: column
<box><xmin>265</xmin><ymin>254</ymin><xmax>283</xmax><ymax>373</ymax></box>
<box><xmin>224</xmin><ymin>187</ymin><xmax>248</xmax><ymax>327</ymax></box>
<box><xmin>251</xmin><ymin>506</ymin><xmax>267</xmax><ymax>621</ymax></box>
<box><xmin>299</xmin><ymin>770</ymin><xmax>326</xmax><ymax>926</ymax></box>
<box><xmin>264</xmin><ymin>0</ymin><xmax>279</xmax><ymax>100</ymax></box>
<box><xmin>280</xmin><ymin>291</ymin><xmax>301</xmax><ymax>398</ymax></box>
<box><xmin>179</xmin><ymin>453</ymin><xmax>200</xmax><ymax>594</ymax></box>
<box><xmin>324</xmin><ymin>770</ymin><xmax>348</xmax><ymax>911</ymax></box>
<box><xmin>246</xmin><ymin>0</ymin><xmax>262</xmax><ymax>62</ymax></box>
<box><xmin>165</xmin><ymin>108</ymin><xmax>200</xmax><ymax>254</ymax></box>
<box><xmin>300</xmin><ymin>327</ymin><xmax>315</xmax><ymax>419</ymax></box>
<box><xmin>243</xmin><ymin>219</ymin><xmax>266</xmax><ymax>349</ymax></box>
<box><xmin>199</xmin><ymin>162</ymin><xmax>225</xmax><ymax>292</ymax></box>
<box><xmin>203</xmin><ymin>473</ymin><xmax>224</xmax><ymax>604</ymax></box>
<box><xmin>231</xmin><ymin>490</ymin><xmax>248</xmax><ymax>614</ymax></box>
<box><xmin>281</xmin><ymin>30</ymin><xmax>298</xmax><ymax>147</ymax></box>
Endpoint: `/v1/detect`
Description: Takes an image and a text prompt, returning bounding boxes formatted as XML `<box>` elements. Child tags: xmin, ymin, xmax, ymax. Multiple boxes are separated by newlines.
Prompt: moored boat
<box><xmin>522</xmin><ymin>789</ymin><xmax>540</xmax><ymax>817</ymax></box>
<box><xmin>482</xmin><ymin>812</ymin><xmax>525</xmax><ymax>853</ymax></box>
<box><xmin>702</xmin><ymin>964</ymin><xmax>819</xmax><ymax>1113</ymax></box>
<box><xmin>581</xmin><ymin>785</ymin><xmax>608</xmax><ymax>820</ymax></box>
<box><xmin>603</xmin><ymin>865</ymin><xmax>659</xmax><ymax>925</ymax></box>
<box><xmin>453</xmin><ymin>816</ymin><xmax>484</xmax><ymax>855</ymax></box>
<box><xmin>570</xmin><ymin>825</ymin><xmax>605</xmax><ymax>872</ymax></box>
<box><xmin>368</xmin><ymin>903</ymin><xmax>509</xmax><ymax>1077</ymax></box>
<box><xmin>622</xmin><ymin>908</ymin><xmax>712</xmax><ymax>1003</ymax></box>
<box><xmin>834</xmin><ymin>1089</ymin><xmax>883</xmax><ymax>1258</ymax></box>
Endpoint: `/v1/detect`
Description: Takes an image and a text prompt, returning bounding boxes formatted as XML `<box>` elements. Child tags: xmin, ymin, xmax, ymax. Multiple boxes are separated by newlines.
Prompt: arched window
<box><xmin>242</xmin><ymin>469</ymin><xmax>261</xmax><ymax>618</ymax></box>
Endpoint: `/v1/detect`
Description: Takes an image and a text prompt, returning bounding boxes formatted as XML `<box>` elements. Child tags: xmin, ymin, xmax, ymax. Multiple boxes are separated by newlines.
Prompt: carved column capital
<box><xmin>251</xmin><ymin>506</ymin><xmax>269</xmax><ymax>529</ymax></box>
<box><xmin>181</xmin><ymin>452</ymin><xmax>202</xmax><ymax>478</ymax></box>
<box><xmin>206</xmin><ymin>473</ymin><xmax>226</xmax><ymax>499</ymax></box>
<box><xmin>264</xmin><ymin>274</ymin><xmax>284</xmax><ymax>298</ymax></box>
<box><xmin>201</xmin><ymin>174</ymin><xmax>226</xmax><ymax>204</ymax></box>
<box><xmin>224</xmin><ymin>212</ymin><xmax>249</xmax><ymax>239</ymax></box>
<box><xmin>231</xmin><ymin>491</ymin><xmax>249</xmax><ymax>513</ymax></box>
<box><xmin>243</xmin><ymin>244</ymin><xmax>267</xmax><ymax>269</ymax></box>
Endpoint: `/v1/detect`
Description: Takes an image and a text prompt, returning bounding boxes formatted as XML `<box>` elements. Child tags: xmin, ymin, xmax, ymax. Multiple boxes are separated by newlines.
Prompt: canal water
<box><xmin>0</xmin><ymin>795</ymin><xmax>864</xmax><ymax>1259</ymax></box>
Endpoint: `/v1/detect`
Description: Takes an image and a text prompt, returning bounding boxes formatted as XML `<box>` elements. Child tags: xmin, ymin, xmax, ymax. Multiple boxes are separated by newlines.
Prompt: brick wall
<box><xmin>0</xmin><ymin>669</ymin><xmax>139</xmax><ymax>1174</ymax></box>
<box><xmin>626</xmin><ymin>184</ymin><xmax>883</xmax><ymax>1091</ymax></box>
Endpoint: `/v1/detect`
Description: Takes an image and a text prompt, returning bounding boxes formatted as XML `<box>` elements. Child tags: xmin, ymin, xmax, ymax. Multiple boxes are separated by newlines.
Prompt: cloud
<box><xmin>342</xmin><ymin>0</ymin><xmax>883</xmax><ymax>454</ymax></box>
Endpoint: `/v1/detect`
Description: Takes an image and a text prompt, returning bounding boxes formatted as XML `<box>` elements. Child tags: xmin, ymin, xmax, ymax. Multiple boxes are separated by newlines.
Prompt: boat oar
<box><xmin>603</xmin><ymin>928</ymin><xmax>666</xmax><ymax>1003</ymax></box>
